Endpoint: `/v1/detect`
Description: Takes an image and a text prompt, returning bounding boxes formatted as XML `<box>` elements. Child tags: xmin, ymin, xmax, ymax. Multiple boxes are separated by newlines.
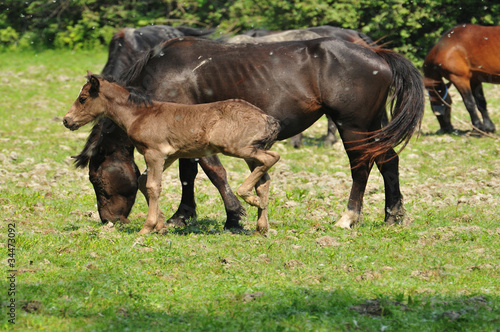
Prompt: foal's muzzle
<box><xmin>63</xmin><ymin>116</ymin><xmax>80</xmax><ymax>131</ymax></box>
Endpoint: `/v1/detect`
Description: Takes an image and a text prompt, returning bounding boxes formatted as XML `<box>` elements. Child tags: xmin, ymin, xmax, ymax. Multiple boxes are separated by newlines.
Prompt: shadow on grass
<box><xmin>11</xmin><ymin>281</ymin><xmax>499</xmax><ymax>331</ymax></box>
<box><xmin>420</xmin><ymin>128</ymin><xmax>500</xmax><ymax>138</ymax></box>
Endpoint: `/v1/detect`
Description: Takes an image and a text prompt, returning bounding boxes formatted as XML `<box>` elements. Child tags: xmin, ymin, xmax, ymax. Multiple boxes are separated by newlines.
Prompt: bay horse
<box><xmin>74</xmin><ymin>25</ymin><xmax>215</xmax><ymax>224</ymax></box>
<box><xmin>233</xmin><ymin>26</ymin><xmax>376</xmax><ymax>148</ymax></box>
<box><xmin>64</xmin><ymin>73</ymin><xmax>280</xmax><ymax>234</ymax></box>
<box><xmin>423</xmin><ymin>24</ymin><xmax>498</xmax><ymax>133</ymax></box>
<box><xmin>119</xmin><ymin>37</ymin><xmax>424</xmax><ymax>228</ymax></box>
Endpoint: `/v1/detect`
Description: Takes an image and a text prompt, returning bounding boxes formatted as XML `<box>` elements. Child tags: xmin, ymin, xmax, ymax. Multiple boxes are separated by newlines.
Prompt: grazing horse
<box><xmin>64</xmin><ymin>73</ymin><xmax>280</xmax><ymax>234</ymax></box>
<box><xmin>73</xmin><ymin>25</ymin><xmax>216</xmax><ymax>225</ymax></box>
<box><xmin>120</xmin><ymin>37</ymin><xmax>424</xmax><ymax>228</ymax></box>
<box><xmin>233</xmin><ymin>26</ymin><xmax>376</xmax><ymax>148</ymax></box>
<box><xmin>423</xmin><ymin>24</ymin><xmax>498</xmax><ymax>133</ymax></box>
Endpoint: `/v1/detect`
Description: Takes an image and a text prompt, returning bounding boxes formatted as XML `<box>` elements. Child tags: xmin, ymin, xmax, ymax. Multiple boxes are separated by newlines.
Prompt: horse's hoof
<box><xmin>166</xmin><ymin>217</ymin><xmax>188</xmax><ymax>227</ymax></box>
<box><xmin>334</xmin><ymin>211</ymin><xmax>360</xmax><ymax>229</ymax></box>
<box><xmin>385</xmin><ymin>202</ymin><xmax>405</xmax><ymax>225</ymax></box>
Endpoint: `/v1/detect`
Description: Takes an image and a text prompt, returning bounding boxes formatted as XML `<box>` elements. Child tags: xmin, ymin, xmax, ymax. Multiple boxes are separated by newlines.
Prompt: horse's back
<box><xmin>126</xmin><ymin>37</ymin><xmax>394</xmax><ymax>138</ymax></box>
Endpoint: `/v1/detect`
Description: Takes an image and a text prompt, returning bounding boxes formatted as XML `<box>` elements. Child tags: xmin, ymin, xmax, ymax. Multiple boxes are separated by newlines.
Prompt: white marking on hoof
<box><xmin>334</xmin><ymin>211</ymin><xmax>360</xmax><ymax>229</ymax></box>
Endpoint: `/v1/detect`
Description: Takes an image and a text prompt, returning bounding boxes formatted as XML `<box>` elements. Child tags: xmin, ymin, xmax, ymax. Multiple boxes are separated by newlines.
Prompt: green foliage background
<box><xmin>1</xmin><ymin>0</ymin><xmax>499</xmax><ymax>62</ymax></box>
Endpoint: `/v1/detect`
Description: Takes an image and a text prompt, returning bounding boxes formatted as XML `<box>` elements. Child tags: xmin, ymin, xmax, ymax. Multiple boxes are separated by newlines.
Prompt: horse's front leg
<box><xmin>199</xmin><ymin>155</ymin><xmax>246</xmax><ymax>229</ymax></box>
<box><xmin>139</xmin><ymin>151</ymin><xmax>165</xmax><ymax>234</ymax></box>
<box><xmin>165</xmin><ymin>158</ymin><xmax>199</xmax><ymax>226</ymax></box>
<box><xmin>375</xmin><ymin>149</ymin><xmax>406</xmax><ymax>225</ymax></box>
<box><xmin>324</xmin><ymin>115</ymin><xmax>338</xmax><ymax>146</ymax></box>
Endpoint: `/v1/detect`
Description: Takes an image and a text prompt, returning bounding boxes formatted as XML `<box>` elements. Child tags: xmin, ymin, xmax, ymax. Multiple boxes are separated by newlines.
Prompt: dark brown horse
<box><xmin>119</xmin><ymin>37</ymin><xmax>424</xmax><ymax>228</ymax></box>
<box><xmin>65</xmin><ymin>73</ymin><xmax>280</xmax><ymax>234</ymax></box>
<box><xmin>74</xmin><ymin>25</ymin><xmax>215</xmax><ymax>224</ymax></box>
<box><xmin>423</xmin><ymin>24</ymin><xmax>498</xmax><ymax>133</ymax></box>
<box><xmin>238</xmin><ymin>26</ymin><xmax>376</xmax><ymax>148</ymax></box>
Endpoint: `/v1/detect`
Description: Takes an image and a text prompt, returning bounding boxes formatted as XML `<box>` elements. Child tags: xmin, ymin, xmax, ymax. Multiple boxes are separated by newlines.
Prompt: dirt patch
<box><xmin>284</xmin><ymin>259</ymin><xmax>305</xmax><ymax>269</ymax></box>
<box><xmin>241</xmin><ymin>292</ymin><xmax>264</xmax><ymax>303</ymax></box>
<box><xmin>315</xmin><ymin>235</ymin><xmax>342</xmax><ymax>247</ymax></box>
<box><xmin>350</xmin><ymin>298</ymin><xmax>408</xmax><ymax>316</ymax></box>
<box><xmin>21</xmin><ymin>300</ymin><xmax>43</xmax><ymax>313</ymax></box>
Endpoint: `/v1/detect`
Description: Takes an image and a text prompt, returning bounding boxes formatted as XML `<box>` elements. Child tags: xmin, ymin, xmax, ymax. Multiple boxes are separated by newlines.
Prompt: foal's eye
<box><xmin>79</xmin><ymin>96</ymin><xmax>87</xmax><ymax>104</ymax></box>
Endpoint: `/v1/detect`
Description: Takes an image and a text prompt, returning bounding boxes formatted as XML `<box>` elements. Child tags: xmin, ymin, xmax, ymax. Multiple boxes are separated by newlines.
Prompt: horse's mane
<box><xmin>118</xmin><ymin>42</ymin><xmax>165</xmax><ymax>86</ymax></box>
<box><xmin>127</xmin><ymin>86</ymin><xmax>153</xmax><ymax>107</ymax></box>
<box><xmin>73</xmin><ymin>118</ymin><xmax>105</xmax><ymax>168</ymax></box>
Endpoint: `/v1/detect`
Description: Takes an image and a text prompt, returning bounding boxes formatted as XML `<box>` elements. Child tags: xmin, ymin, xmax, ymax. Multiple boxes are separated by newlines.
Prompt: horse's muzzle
<box><xmin>63</xmin><ymin>117</ymin><xmax>80</xmax><ymax>131</ymax></box>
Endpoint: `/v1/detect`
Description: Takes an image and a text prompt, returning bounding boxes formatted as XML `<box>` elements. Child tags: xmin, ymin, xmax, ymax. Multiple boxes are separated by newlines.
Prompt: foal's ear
<box><xmin>86</xmin><ymin>71</ymin><xmax>100</xmax><ymax>96</ymax></box>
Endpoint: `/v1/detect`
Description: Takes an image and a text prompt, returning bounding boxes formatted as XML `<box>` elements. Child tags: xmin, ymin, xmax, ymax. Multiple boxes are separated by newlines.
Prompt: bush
<box><xmin>0</xmin><ymin>0</ymin><xmax>499</xmax><ymax>62</ymax></box>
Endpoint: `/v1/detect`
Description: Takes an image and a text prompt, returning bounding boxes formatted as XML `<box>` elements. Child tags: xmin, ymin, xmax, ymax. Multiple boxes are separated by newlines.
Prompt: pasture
<box><xmin>0</xmin><ymin>49</ymin><xmax>499</xmax><ymax>331</ymax></box>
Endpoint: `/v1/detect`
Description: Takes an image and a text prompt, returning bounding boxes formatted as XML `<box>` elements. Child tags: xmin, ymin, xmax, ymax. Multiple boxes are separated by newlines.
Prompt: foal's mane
<box><xmin>91</xmin><ymin>73</ymin><xmax>153</xmax><ymax>107</ymax></box>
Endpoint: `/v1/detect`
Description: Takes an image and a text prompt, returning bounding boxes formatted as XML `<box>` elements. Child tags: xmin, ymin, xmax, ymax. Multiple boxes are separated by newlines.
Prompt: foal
<box><xmin>63</xmin><ymin>72</ymin><xmax>280</xmax><ymax>234</ymax></box>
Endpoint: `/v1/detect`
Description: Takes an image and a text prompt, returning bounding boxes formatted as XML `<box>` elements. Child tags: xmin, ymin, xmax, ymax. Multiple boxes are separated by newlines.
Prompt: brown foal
<box><xmin>63</xmin><ymin>72</ymin><xmax>280</xmax><ymax>234</ymax></box>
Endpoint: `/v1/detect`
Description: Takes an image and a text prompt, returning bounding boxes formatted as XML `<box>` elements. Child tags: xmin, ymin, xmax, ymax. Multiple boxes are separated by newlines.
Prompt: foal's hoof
<box><xmin>240</xmin><ymin>194</ymin><xmax>265</xmax><ymax>209</ymax></box>
<box><xmin>154</xmin><ymin>220</ymin><xmax>167</xmax><ymax>232</ymax></box>
<box><xmin>138</xmin><ymin>227</ymin><xmax>153</xmax><ymax>235</ymax></box>
<box><xmin>253</xmin><ymin>229</ymin><xmax>268</xmax><ymax>237</ymax></box>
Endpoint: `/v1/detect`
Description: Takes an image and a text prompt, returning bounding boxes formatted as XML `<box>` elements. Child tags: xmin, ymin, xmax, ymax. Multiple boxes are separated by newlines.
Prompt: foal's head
<box><xmin>63</xmin><ymin>71</ymin><xmax>105</xmax><ymax>131</ymax></box>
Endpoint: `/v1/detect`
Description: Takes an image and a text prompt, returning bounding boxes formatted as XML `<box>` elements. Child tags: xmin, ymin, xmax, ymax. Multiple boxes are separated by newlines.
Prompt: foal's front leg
<box><xmin>139</xmin><ymin>151</ymin><xmax>166</xmax><ymax>234</ymax></box>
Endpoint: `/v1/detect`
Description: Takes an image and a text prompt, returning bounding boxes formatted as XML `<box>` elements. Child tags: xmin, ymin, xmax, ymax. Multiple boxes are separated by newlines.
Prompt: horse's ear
<box><xmin>87</xmin><ymin>71</ymin><xmax>100</xmax><ymax>96</ymax></box>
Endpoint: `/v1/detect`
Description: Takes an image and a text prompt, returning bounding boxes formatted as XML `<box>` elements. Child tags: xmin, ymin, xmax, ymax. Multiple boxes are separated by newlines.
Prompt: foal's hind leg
<box><xmin>244</xmin><ymin>160</ymin><xmax>273</xmax><ymax>234</ymax></box>
<box><xmin>236</xmin><ymin>150</ymin><xmax>280</xmax><ymax>209</ymax></box>
<box><xmin>375</xmin><ymin>149</ymin><xmax>406</xmax><ymax>225</ymax></box>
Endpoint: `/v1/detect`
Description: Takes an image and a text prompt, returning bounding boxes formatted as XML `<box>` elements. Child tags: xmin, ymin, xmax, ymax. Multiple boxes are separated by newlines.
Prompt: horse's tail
<box><xmin>73</xmin><ymin>121</ymin><xmax>103</xmax><ymax>168</ymax></box>
<box><xmin>351</xmin><ymin>48</ymin><xmax>424</xmax><ymax>167</ymax></box>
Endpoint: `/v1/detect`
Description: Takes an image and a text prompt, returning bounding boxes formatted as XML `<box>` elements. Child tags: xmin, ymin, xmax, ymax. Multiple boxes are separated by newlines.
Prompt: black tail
<box><xmin>351</xmin><ymin>49</ymin><xmax>425</xmax><ymax>166</ymax></box>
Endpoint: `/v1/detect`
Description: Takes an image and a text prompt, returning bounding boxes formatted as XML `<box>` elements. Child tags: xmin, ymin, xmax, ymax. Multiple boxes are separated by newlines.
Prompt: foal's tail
<box><xmin>352</xmin><ymin>48</ymin><xmax>424</xmax><ymax>166</ymax></box>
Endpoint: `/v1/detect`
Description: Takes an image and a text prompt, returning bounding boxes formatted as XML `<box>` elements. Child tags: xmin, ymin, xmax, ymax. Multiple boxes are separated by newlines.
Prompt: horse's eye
<box><xmin>79</xmin><ymin>96</ymin><xmax>87</xmax><ymax>104</ymax></box>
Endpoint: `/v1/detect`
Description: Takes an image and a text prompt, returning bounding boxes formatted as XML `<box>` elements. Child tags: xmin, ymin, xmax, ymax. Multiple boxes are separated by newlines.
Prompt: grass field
<box><xmin>0</xmin><ymin>49</ymin><xmax>499</xmax><ymax>331</ymax></box>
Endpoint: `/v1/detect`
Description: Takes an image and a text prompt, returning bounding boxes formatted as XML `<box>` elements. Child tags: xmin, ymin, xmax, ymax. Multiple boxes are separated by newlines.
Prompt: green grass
<box><xmin>0</xmin><ymin>50</ymin><xmax>499</xmax><ymax>331</ymax></box>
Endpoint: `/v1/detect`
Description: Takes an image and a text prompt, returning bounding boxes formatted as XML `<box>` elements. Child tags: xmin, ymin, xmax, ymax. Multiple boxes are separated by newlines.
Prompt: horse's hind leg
<box><xmin>374</xmin><ymin>148</ymin><xmax>405</xmax><ymax>225</ymax></box>
<box><xmin>451</xmin><ymin>76</ymin><xmax>486</xmax><ymax>131</ymax></box>
<box><xmin>335</xmin><ymin>158</ymin><xmax>373</xmax><ymax>228</ymax></box>
<box><xmin>471</xmin><ymin>80</ymin><xmax>495</xmax><ymax>132</ymax></box>
<box><xmin>334</xmin><ymin>130</ymin><xmax>374</xmax><ymax>229</ymax></box>
<box><xmin>243</xmin><ymin>160</ymin><xmax>273</xmax><ymax>233</ymax></box>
